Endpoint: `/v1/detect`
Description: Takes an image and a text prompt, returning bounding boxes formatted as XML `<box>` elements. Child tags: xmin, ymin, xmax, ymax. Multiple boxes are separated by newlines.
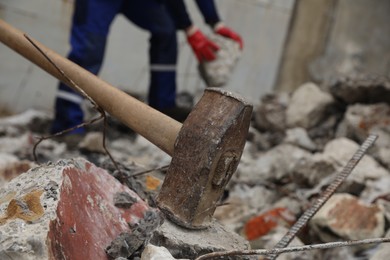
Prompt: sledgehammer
<box><xmin>0</xmin><ymin>19</ymin><xmax>252</xmax><ymax>229</ymax></box>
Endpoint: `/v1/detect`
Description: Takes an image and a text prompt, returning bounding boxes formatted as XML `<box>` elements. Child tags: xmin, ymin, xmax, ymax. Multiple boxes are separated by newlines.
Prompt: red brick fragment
<box><xmin>244</xmin><ymin>207</ymin><xmax>295</xmax><ymax>241</ymax></box>
<box><xmin>47</xmin><ymin>160</ymin><xmax>154</xmax><ymax>260</ymax></box>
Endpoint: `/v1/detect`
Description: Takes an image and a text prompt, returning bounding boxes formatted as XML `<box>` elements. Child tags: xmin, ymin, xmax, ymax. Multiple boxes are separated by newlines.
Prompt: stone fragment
<box><xmin>322</xmin><ymin>138</ymin><xmax>389</xmax><ymax>185</ymax></box>
<box><xmin>377</xmin><ymin>147</ymin><xmax>390</xmax><ymax>168</ymax></box>
<box><xmin>291</xmin><ymin>152</ymin><xmax>339</xmax><ymax>188</ymax></box>
<box><xmin>284</xmin><ymin>127</ymin><xmax>317</xmax><ymax>151</ymax></box>
<box><xmin>286</xmin><ymin>82</ymin><xmax>334</xmax><ymax>129</ymax></box>
<box><xmin>246</xmin><ymin>127</ymin><xmax>273</xmax><ymax>151</ymax></box>
<box><xmin>106</xmin><ymin>210</ymin><xmax>164</xmax><ymax>259</ymax></box>
<box><xmin>141</xmin><ymin>244</ymin><xmax>180</xmax><ymax>260</ymax></box>
<box><xmin>79</xmin><ymin>131</ymin><xmax>105</xmax><ymax>153</ymax></box>
<box><xmin>0</xmin><ymin>158</ymin><xmax>157</xmax><ymax>260</ymax></box>
<box><xmin>114</xmin><ymin>191</ymin><xmax>138</xmax><ymax>209</ymax></box>
<box><xmin>214</xmin><ymin>184</ymin><xmax>279</xmax><ymax>232</ymax></box>
<box><xmin>273</xmin><ymin>197</ymin><xmax>303</xmax><ymax>216</ymax></box>
<box><xmin>0</xmin><ymin>133</ymin><xmax>34</xmax><ymax>154</ymax></box>
<box><xmin>253</xmin><ymin>93</ymin><xmax>288</xmax><ymax>132</ymax></box>
<box><xmin>375</xmin><ymin>199</ymin><xmax>390</xmax><ymax>224</ymax></box>
<box><xmin>151</xmin><ymin>219</ymin><xmax>253</xmax><ymax>260</ymax></box>
<box><xmin>360</xmin><ymin>175</ymin><xmax>390</xmax><ymax>204</ymax></box>
<box><xmin>236</xmin><ymin>144</ymin><xmax>311</xmax><ymax>183</ymax></box>
<box><xmin>0</xmin><ymin>109</ymin><xmax>51</xmax><ymax>132</ymax></box>
<box><xmin>198</xmin><ymin>34</ymin><xmax>241</xmax><ymax>87</ymax></box>
<box><xmin>0</xmin><ymin>153</ymin><xmax>34</xmax><ymax>187</ymax></box>
<box><xmin>336</xmin><ymin>103</ymin><xmax>390</xmax><ymax>166</ymax></box>
<box><xmin>310</xmin><ymin>193</ymin><xmax>385</xmax><ymax>242</ymax></box>
<box><xmin>228</xmin><ymin>184</ymin><xmax>279</xmax><ymax>213</ymax></box>
<box><xmin>329</xmin><ymin>75</ymin><xmax>390</xmax><ymax>104</ymax></box>
<box><xmin>213</xmin><ymin>196</ymin><xmax>252</xmax><ymax>233</ymax></box>
<box><xmin>244</xmin><ymin>207</ymin><xmax>295</xmax><ymax>241</ymax></box>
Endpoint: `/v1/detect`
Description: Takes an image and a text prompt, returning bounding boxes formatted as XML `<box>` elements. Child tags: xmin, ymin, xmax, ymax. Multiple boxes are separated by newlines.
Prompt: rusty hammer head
<box><xmin>156</xmin><ymin>88</ymin><xmax>252</xmax><ymax>229</ymax></box>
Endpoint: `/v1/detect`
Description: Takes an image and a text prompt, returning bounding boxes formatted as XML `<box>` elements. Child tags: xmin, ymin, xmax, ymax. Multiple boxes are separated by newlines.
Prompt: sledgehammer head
<box><xmin>156</xmin><ymin>88</ymin><xmax>253</xmax><ymax>229</ymax></box>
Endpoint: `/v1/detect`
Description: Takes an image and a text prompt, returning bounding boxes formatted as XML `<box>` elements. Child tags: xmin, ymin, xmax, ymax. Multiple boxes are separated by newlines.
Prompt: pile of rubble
<box><xmin>0</xmin><ymin>75</ymin><xmax>389</xmax><ymax>259</ymax></box>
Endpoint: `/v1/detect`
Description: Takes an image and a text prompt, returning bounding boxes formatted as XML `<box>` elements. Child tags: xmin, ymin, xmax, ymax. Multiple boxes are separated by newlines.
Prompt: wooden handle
<box><xmin>0</xmin><ymin>19</ymin><xmax>181</xmax><ymax>156</ymax></box>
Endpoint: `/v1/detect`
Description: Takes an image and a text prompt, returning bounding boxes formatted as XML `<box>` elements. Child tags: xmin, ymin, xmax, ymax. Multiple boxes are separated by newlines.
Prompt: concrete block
<box><xmin>0</xmin><ymin>157</ymin><xmax>158</xmax><ymax>260</ymax></box>
<box><xmin>151</xmin><ymin>219</ymin><xmax>253</xmax><ymax>260</ymax></box>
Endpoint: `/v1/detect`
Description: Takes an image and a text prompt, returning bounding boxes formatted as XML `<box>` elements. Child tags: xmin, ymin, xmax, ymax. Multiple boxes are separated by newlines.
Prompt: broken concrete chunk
<box><xmin>322</xmin><ymin>138</ymin><xmax>389</xmax><ymax>184</ymax></box>
<box><xmin>286</xmin><ymin>82</ymin><xmax>334</xmax><ymax>129</ymax></box>
<box><xmin>0</xmin><ymin>157</ymin><xmax>158</xmax><ymax>260</ymax></box>
<box><xmin>291</xmin><ymin>154</ymin><xmax>336</xmax><ymax>188</ymax></box>
<box><xmin>284</xmin><ymin>127</ymin><xmax>317</xmax><ymax>151</ymax></box>
<box><xmin>336</xmin><ymin>103</ymin><xmax>390</xmax><ymax>146</ymax></box>
<box><xmin>0</xmin><ymin>109</ymin><xmax>51</xmax><ymax>131</ymax></box>
<box><xmin>253</xmin><ymin>93</ymin><xmax>288</xmax><ymax>132</ymax></box>
<box><xmin>329</xmin><ymin>75</ymin><xmax>390</xmax><ymax>104</ymax></box>
<box><xmin>198</xmin><ymin>34</ymin><xmax>241</xmax><ymax>87</ymax></box>
<box><xmin>0</xmin><ymin>133</ymin><xmax>34</xmax><ymax>154</ymax></box>
<box><xmin>151</xmin><ymin>219</ymin><xmax>253</xmax><ymax>260</ymax></box>
<box><xmin>106</xmin><ymin>232</ymin><xmax>141</xmax><ymax>259</ymax></box>
<box><xmin>0</xmin><ymin>153</ymin><xmax>34</xmax><ymax>188</ymax></box>
<box><xmin>141</xmin><ymin>244</ymin><xmax>181</xmax><ymax>260</ymax></box>
<box><xmin>79</xmin><ymin>131</ymin><xmax>105</xmax><ymax>153</ymax></box>
<box><xmin>310</xmin><ymin>193</ymin><xmax>385</xmax><ymax>242</ymax></box>
<box><xmin>237</xmin><ymin>144</ymin><xmax>311</xmax><ymax>183</ymax></box>
<box><xmin>336</xmin><ymin>103</ymin><xmax>390</xmax><ymax>166</ymax></box>
<box><xmin>114</xmin><ymin>191</ymin><xmax>138</xmax><ymax>209</ymax></box>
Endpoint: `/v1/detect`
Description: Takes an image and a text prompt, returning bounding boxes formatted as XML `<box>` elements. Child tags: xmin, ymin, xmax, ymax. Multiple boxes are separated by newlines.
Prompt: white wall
<box><xmin>0</xmin><ymin>0</ymin><xmax>294</xmax><ymax>113</ymax></box>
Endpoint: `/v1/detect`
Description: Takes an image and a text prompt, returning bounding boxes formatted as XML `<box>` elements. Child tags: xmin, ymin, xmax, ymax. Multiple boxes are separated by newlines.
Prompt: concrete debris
<box><xmin>286</xmin><ymin>82</ymin><xmax>335</xmax><ymax>129</ymax></box>
<box><xmin>329</xmin><ymin>75</ymin><xmax>390</xmax><ymax>104</ymax></box>
<box><xmin>0</xmin><ymin>153</ymin><xmax>34</xmax><ymax>188</ymax></box>
<box><xmin>0</xmin><ymin>133</ymin><xmax>34</xmax><ymax>155</ymax></box>
<box><xmin>1</xmin><ymin>77</ymin><xmax>390</xmax><ymax>259</ymax></box>
<box><xmin>284</xmin><ymin>127</ymin><xmax>317</xmax><ymax>151</ymax></box>
<box><xmin>0</xmin><ymin>109</ymin><xmax>50</xmax><ymax>131</ymax></box>
<box><xmin>310</xmin><ymin>193</ymin><xmax>385</xmax><ymax>242</ymax></box>
<box><xmin>114</xmin><ymin>191</ymin><xmax>138</xmax><ymax>209</ymax></box>
<box><xmin>336</xmin><ymin>103</ymin><xmax>390</xmax><ymax>167</ymax></box>
<box><xmin>150</xmin><ymin>219</ymin><xmax>253</xmax><ymax>260</ymax></box>
<box><xmin>141</xmin><ymin>244</ymin><xmax>180</xmax><ymax>260</ymax></box>
<box><xmin>291</xmin><ymin>154</ymin><xmax>336</xmax><ymax>188</ymax></box>
<box><xmin>106</xmin><ymin>210</ymin><xmax>163</xmax><ymax>259</ymax></box>
<box><xmin>0</xmin><ymin>158</ymin><xmax>158</xmax><ymax>260</ymax></box>
<box><xmin>79</xmin><ymin>131</ymin><xmax>106</xmax><ymax>153</ymax></box>
<box><xmin>323</xmin><ymin>138</ymin><xmax>389</xmax><ymax>187</ymax></box>
<box><xmin>253</xmin><ymin>93</ymin><xmax>288</xmax><ymax>132</ymax></box>
<box><xmin>198</xmin><ymin>34</ymin><xmax>241</xmax><ymax>87</ymax></box>
<box><xmin>235</xmin><ymin>143</ymin><xmax>311</xmax><ymax>183</ymax></box>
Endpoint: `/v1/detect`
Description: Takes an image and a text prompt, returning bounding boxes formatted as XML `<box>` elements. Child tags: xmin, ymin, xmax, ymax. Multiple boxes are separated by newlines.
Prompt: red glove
<box><xmin>214</xmin><ymin>22</ymin><xmax>243</xmax><ymax>50</ymax></box>
<box><xmin>187</xmin><ymin>26</ymin><xmax>220</xmax><ymax>62</ymax></box>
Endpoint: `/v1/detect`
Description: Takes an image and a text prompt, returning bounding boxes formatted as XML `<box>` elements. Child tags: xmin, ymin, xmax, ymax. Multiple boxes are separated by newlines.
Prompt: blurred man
<box><xmin>51</xmin><ymin>0</ymin><xmax>243</xmax><ymax>135</ymax></box>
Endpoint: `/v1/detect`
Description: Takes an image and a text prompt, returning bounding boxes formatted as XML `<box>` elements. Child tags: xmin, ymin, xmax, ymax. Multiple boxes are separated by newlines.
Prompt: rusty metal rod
<box><xmin>196</xmin><ymin>237</ymin><xmax>390</xmax><ymax>260</ymax></box>
<box><xmin>0</xmin><ymin>19</ymin><xmax>181</xmax><ymax>156</ymax></box>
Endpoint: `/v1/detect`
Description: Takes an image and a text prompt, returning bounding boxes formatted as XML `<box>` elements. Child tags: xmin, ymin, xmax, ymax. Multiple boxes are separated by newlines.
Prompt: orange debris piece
<box><xmin>244</xmin><ymin>207</ymin><xmax>295</xmax><ymax>241</ymax></box>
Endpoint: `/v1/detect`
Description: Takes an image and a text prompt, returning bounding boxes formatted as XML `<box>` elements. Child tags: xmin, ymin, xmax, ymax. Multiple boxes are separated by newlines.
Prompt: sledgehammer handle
<box><xmin>0</xmin><ymin>19</ymin><xmax>181</xmax><ymax>156</ymax></box>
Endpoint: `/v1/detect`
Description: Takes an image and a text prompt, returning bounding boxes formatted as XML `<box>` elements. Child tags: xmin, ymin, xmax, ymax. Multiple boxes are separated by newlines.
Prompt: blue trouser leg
<box><xmin>122</xmin><ymin>0</ymin><xmax>178</xmax><ymax>110</ymax></box>
<box><xmin>52</xmin><ymin>0</ymin><xmax>177</xmax><ymax>134</ymax></box>
<box><xmin>51</xmin><ymin>0</ymin><xmax>123</xmax><ymax>134</ymax></box>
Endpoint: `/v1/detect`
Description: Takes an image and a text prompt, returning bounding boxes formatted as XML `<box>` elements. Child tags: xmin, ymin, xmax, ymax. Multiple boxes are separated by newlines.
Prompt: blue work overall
<box><xmin>51</xmin><ymin>0</ymin><xmax>177</xmax><ymax>134</ymax></box>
